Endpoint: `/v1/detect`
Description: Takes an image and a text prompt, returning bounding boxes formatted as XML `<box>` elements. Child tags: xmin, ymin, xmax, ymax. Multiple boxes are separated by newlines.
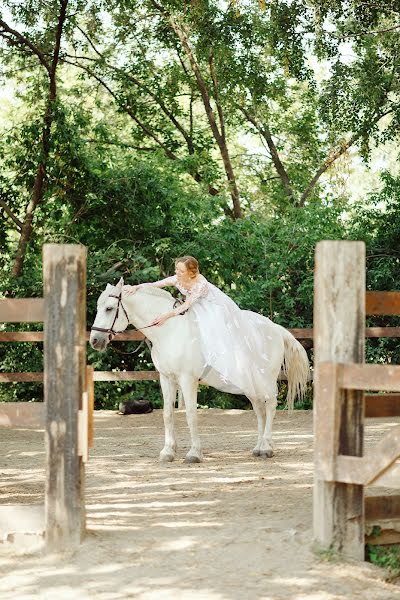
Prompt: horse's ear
<box><xmin>106</xmin><ymin>284</ymin><xmax>113</xmax><ymax>291</ymax></box>
<box><xmin>116</xmin><ymin>277</ymin><xmax>124</xmax><ymax>288</ymax></box>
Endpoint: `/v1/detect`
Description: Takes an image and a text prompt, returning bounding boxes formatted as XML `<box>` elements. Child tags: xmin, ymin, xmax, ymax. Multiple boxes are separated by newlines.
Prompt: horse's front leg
<box><xmin>179</xmin><ymin>375</ymin><xmax>202</xmax><ymax>463</ymax></box>
<box><xmin>159</xmin><ymin>373</ymin><xmax>178</xmax><ymax>463</ymax></box>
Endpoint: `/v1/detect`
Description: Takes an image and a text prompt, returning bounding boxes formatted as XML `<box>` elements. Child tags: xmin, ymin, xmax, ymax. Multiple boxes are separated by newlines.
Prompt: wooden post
<box><xmin>43</xmin><ymin>244</ymin><xmax>87</xmax><ymax>551</ymax></box>
<box><xmin>177</xmin><ymin>387</ymin><xmax>184</xmax><ymax>409</ymax></box>
<box><xmin>314</xmin><ymin>241</ymin><xmax>365</xmax><ymax>560</ymax></box>
<box><xmin>87</xmin><ymin>365</ymin><xmax>95</xmax><ymax>448</ymax></box>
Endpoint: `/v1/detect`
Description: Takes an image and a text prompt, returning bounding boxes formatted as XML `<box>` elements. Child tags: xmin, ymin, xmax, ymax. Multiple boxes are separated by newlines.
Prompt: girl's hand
<box><xmin>151</xmin><ymin>312</ymin><xmax>173</xmax><ymax>326</ymax></box>
<box><xmin>123</xmin><ymin>284</ymin><xmax>140</xmax><ymax>295</ymax></box>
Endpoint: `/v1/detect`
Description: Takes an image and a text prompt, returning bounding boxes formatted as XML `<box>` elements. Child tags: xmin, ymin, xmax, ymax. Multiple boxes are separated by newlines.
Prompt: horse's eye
<box><xmin>106</xmin><ymin>307</ymin><xmax>113</xmax><ymax>312</ymax></box>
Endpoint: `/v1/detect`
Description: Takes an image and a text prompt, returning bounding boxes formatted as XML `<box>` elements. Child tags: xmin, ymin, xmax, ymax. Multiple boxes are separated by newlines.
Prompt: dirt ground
<box><xmin>1</xmin><ymin>408</ymin><xmax>400</xmax><ymax>600</ymax></box>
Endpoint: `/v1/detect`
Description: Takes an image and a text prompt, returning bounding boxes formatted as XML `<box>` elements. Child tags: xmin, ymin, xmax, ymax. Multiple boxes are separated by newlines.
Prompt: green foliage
<box><xmin>366</xmin><ymin>540</ymin><xmax>400</xmax><ymax>580</ymax></box>
<box><xmin>1</xmin><ymin>1</ymin><xmax>400</xmax><ymax>410</ymax></box>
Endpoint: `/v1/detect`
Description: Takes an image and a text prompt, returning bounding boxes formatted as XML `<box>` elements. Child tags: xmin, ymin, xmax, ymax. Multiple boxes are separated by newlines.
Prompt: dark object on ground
<box><xmin>117</xmin><ymin>399</ymin><xmax>154</xmax><ymax>415</ymax></box>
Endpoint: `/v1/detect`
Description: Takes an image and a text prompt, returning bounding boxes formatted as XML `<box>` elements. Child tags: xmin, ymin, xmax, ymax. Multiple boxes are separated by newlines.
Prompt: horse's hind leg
<box><xmin>159</xmin><ymin>374</ymin><xmax>178</xmax><ymax>462</ymax></box>
<box><xmin>251</xmin><ymin>399</ymin><xmax>266</xmax><ymax>456</ymax></box>
<box><xmin>179</xmin><ymin>374</ymin><xmax>203</xmax><ymax>463</ymax></box>
<box><xmin>259</xmin><ymin>400</ymin><xmax>277</xmax><ymax>458</ymax></box>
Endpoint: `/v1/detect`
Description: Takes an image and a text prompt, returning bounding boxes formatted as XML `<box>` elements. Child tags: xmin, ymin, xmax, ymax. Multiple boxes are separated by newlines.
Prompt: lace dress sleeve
<box><xmin>173</xmin><ymin>280</ymin><xmax>208</xmax><ymax>315</ymax></box>
<box><xmin>142</xmin><ymin>275</ymin><xmax>177</xmax><ymax>288</ymax></box>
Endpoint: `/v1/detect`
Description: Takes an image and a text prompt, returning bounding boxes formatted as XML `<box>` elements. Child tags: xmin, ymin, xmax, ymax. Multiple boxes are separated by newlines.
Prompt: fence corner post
<box><xmin>43</xmin><ymin>244</ymin><xmax>87</xmax><ymax>551</ymax></box>
<box><xmin>313</xmin><ymin>240</ymin><xmax>365</xmax><ymax>560</ymax></box>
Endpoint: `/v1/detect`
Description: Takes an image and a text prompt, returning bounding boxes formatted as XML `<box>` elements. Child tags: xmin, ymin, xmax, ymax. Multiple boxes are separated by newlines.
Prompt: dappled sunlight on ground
<box><xmin>0</xmin><ymin>409</ymin><xmax>399</xmax><ymax>599</ymax></box>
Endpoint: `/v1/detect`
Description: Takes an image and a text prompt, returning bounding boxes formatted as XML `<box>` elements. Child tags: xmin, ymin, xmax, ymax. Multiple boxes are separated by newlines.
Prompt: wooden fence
<box><xmin>3</xmin><ymin>245</ymin><xmax>400</xmax><ymax>555</ymax></box>
<box><xmin>0</xmin><ymin>245</ymin><xmax>93</xmax><ymax>551</ymax></box>
<box><xmin>2</xmin><ymin>325</ymin><xmax>400</xmax><ymax>385</ymax></box>
<box><xmin>314</xmin><ymin>240</ymin><xmax>400</xmax><ymax>561</ymax></box>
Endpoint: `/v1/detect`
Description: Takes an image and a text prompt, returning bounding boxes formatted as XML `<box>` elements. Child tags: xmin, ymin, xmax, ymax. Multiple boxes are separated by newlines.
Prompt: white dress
<box><xmin>146</xmin><ymin>275</ymin><xmax>275</xmax><ymax>402</ymax></box>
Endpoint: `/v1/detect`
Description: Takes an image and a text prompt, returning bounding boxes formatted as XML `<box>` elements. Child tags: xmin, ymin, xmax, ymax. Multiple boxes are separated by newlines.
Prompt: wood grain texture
<box><xmin>0</xmin><ymin>298</ymin><xmax>44</xmax><ymax>323</ymax></box>
<box><xmin>335</xmin><ymin>427</ymin><xmax>400</xmax><ymax>485</ymax></box>
<box><xmin>0</xmin><ymin>402</ymin><xmax>44</xmax><ymax>428</ymax></box>
<box><xmin>313</xmin><ymin>241</ymin><xmax>365</xmax><ymax>560</ymax></box>
<box><xmin>365</xmin><ymin>529</ymin><xmax>400</xmax><ymax>545</ymax></box>
<box><xmin>366</xmin><ymin>291</ymin><xmax>400</xmax><ymax>316</ymax></box>
<box><xmin>365</xmin><ymin>495</ymin><xmax>400</xmax><ymax>522</ymax></box>
<box><xmin>43</xmin><ymin>244</ymin><xmax>86</xmax><ymax>551</ymax></box>
<box><xmin>340</xmin><ymin>363</ymin><xmax>400</xmax><ymax>392</ymax></box>
<box><xmin>0</xmin><ymin>373</ymin><xmax>43</xmax><ymax>382</ymax></box>
<box><xmin>365</xmin><ymin>394</ymin><xmax>400</xmax><ymax>418</ymax></box>
<box><xmin>93</xmin><ymin>371</ymin><xmax>160</xmax><ymax>381</ymax></box>
<box><xmin>87</xmin><ymin>366</ymin><xmax>94</xmax><ymax>449</ymax></box>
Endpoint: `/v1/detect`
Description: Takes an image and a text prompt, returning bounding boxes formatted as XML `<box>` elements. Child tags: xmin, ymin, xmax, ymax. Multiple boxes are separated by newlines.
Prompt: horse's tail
<box><xmin>278</xmin><ymin>326</ymin><xmax>310</xmax><ymax>410</ymax></box>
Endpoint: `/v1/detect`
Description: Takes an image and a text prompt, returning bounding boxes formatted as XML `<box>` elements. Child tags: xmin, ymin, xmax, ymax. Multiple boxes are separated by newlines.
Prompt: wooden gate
<box><xmin>314</xmin><ymin>240</ymin><xmax>400</xmax><ymax>560</ymax></box>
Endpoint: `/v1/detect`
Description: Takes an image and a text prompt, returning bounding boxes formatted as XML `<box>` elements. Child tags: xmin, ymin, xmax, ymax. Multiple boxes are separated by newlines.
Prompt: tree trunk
<box><xmin>165</xmin><ymin>11</ymin><xmax>242</xmax><ymax>218</ymax></box>
<box><xmin>10</xmin><ymin>0</ymin><xmax>68</xmax><ymax>277</ymax></box>
<box><xmin>12</xmin><ymin>98</ymin><xmax>53</xmax><ymax>277</ymax></box>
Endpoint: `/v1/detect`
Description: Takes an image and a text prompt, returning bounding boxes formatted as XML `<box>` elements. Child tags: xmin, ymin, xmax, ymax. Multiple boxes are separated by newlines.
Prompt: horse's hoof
<box><xmin>260</xmin><ymin>449</ymin><xmax>274</xmax><ymax>458</ymax></box>
<box><xmin>252</xmin><ymin>448</ymin><xmax>261</xmax><ymax>457</ymax></box>
<box><xmin>160</xmin><ymin>451</ymin><xmax>175</xmax><ymax>463</ymax></box>
<box><xmin>185</xmin><ymin>454</ymin><xmax>202</xmax><ymax>464</ymax></box>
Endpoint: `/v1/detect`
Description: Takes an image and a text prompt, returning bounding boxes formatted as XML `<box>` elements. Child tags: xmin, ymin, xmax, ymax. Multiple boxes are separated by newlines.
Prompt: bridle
<box><xmin>91</xmin><ymin>293</ymin><xmax>130</xmax><ymax>341</ymax></box>
<box><xmin>91</xmin><ymin>292</ymin><xmax>187</xmax><ymax>342</ymax></box>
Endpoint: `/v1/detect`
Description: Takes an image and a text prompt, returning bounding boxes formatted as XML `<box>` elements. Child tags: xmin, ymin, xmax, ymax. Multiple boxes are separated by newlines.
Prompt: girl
<box><xmin>123</xmin><ymin>255</ymin><xmax>276</xmax><ymax>401</ymax></box>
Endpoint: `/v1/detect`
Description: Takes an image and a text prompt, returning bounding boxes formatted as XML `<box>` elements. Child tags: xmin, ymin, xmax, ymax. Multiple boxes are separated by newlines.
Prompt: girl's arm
<box><xmin>151</xmin><ymin>280</ymin><xmax>208</xmax><ymax>326</ymax></box>
<box><xmin>124</xmin><ymin>275</ymin><xmax>177</xmax><ymax>295</ymax></box>
<box><xmin>171</xmin><ymin>280</ymin><xmax>208</xmax><ymax>315</ymax></box>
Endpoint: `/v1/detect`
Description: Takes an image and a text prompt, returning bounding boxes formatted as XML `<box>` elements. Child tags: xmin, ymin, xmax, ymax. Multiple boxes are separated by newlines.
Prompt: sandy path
<box><xmin>0</xmin><ymin>409</ymin><xmax>399</xmax><ymax>600</ymax></box>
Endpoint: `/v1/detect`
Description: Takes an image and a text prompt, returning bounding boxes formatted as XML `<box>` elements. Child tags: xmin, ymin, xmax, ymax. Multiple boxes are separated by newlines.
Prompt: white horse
<box><xmin>90</xmin><ymin>278</ymin><xmax>309</xmax><ymax>463</ymax></box>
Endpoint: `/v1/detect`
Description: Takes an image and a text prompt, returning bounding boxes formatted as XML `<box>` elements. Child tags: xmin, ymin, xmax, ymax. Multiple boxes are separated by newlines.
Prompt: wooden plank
<box><xmin>340</xmin><ymin>363</ymin><xmax>400</xmax><ymax>392</ymax></box>
<box><xmin>0</xmin><ymin>373</ymin><xmax>43</xmax><ymax>382</ymax></box>
<box><xmin>334</xmin><ymin>456</ymin><xmax>365</xmax><ymax>484</ymax></box>
<box><xmin>365</xmin><ymin>327</ymin><xmax>400</xmax><ymax>338</ymax></box>
<box><xmin>365</xmin><ymin>394</ymin><xmax>400</xmax><ymax>418</ymax></box>
<box><xmin>313</xmin><ymin>240</ymin><xmax>365</xmax><ymax>561</ymax></box>
<box><xmin>366</xmin><ymin>291</ymin><xmax>400</xmax><ymax>316</ymax></box>
<box><xmin>0</xmin><ymin>332</ymin><xmax>44</xmax><ymax>342</ymax></box>
<box><xmin>0</xmin><ymin>370</ymin><xmax>159</xmax><ymax>383</ymax></box>
<box><xmin>314</xmin><ymin>362</ymin><xmax>342</xmax><ymax>481</ymax></box>
<box><xmin>2</xmin><ymin>326</ymin><xmax>400</xmax><ymax>343</ymax></box>
<box><xmin>0</xmin><ymin>330</ymin><xmax>146</xmax><ymax>342</ymax></box>
<box><xmin>78</xmin><ymin>389</ymin><xmax>89</xmax><ymax>463</ymax></box>
<box><xmin>288</xmin><ymin>328</ymin><xmax>313</xmax><ymax>339</ymax></box>
<box><xmin>0</xmin><ymin>298</ymin><xmax>44</xmax><ymax>323</ymax></box>
<box><xmin>43</xmin><ymin>244</ymin><xmax>86</xmax><ymax>551</ymax></box>
<box><xmin>370</xmin><ymin>461</ymin><xmax>400</xmax><ymax>488</ymax></box>
<box><xmin>87</xmin><ymin>366</ymin><xmax>94</xmax><ymax>449</ymax></box>
<box><xmin>335</xmin><ymin>426</ymin><xmax>400</xmax><ymax>486</ymax></box>
<box><xmin>365</xmin><ymin>529</ymin><xmax>400</xmax><ymax>545</ymax></box>
<box><xmin>93</xmin><ymin>370</ymin><xmax>160</xmax><ymax>381</ymax></box>
<box><xmin>0</xmin><ymin>402</ymin><xmax>44</xmax><ymax>428</ymax></box>
<box><xmin>365</xmin><ymin>495</ymin><xmax>400</xmax><ymax>522</ymax></box>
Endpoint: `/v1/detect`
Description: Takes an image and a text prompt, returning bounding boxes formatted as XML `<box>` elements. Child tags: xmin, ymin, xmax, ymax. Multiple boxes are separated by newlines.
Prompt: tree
<box><xmin>0</xmin><ymin>0</ymin><xmax>73</xmax><ymax>276</ymax></box>
<box><xmin>64</xmin><ymin>0</ymin><xmax>400</xmax><ymax>215</ymax></box>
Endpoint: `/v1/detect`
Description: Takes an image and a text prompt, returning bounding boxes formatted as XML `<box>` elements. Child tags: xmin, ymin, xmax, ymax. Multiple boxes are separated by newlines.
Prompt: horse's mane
<box><xmin>97</xmin><ymin>283</ymin><xmax>173</xmax><ymax>306</ymax></box>
<box><xmin>137</xmin><ymin>286</ymin><xmax>173</xmax><ymax>300</ymax></box>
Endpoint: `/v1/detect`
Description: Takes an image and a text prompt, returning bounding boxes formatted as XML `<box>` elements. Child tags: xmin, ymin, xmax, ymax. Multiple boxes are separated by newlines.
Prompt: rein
<box><xmin>91</xmin><ymin>293</ymin><xmax>186</xmax><ymax>343</ymax></box>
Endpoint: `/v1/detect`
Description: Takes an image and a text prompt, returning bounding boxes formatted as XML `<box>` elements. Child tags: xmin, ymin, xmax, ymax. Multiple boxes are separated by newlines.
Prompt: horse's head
<box><xmin>90</xmin><ymin>278</ymin><xmax>129</xmax><ymax>352</ymax></box>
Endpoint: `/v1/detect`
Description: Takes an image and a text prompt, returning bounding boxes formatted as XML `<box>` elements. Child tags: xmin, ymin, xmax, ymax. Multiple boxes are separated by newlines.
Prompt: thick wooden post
<box><xmin>43</xmin><ymin>244</ymin><xmax>87</xmax><ymax>551</ymax></box>
<box><xmin>314</xmin><ymin>241</ymin><xmax>365</xmax><ymax>560</ymax></box>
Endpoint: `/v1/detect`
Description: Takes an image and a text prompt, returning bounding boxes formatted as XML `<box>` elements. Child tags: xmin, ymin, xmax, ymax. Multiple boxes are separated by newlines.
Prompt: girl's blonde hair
<box><xmin>175</xmin><ymin>256</ymin><xmax>199</xmax><ymax>278</ymax></box>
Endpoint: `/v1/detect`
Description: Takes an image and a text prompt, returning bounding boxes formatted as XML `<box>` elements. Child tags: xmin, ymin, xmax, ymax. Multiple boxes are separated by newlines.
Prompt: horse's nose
<box><xmin>92</xmin><ymin>336</ymin><xmax>98</xmax><ymax>345</ymax></box>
